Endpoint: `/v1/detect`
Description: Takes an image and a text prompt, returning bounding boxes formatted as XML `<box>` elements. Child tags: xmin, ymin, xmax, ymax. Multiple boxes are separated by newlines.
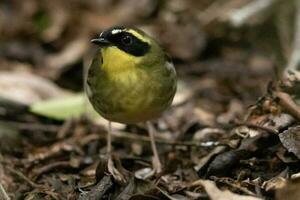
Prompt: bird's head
<box><xmin>91</xmin><ymin>26</ymin><xmax>153</xmax><ymax>57</ymax></box>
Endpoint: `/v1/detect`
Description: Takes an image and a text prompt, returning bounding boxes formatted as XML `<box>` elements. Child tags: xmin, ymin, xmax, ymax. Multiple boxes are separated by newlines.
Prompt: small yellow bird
<box><xmin>86</xmin><ymin>26</ymin><xmax>177</xmax><ymax>181</ymax></box>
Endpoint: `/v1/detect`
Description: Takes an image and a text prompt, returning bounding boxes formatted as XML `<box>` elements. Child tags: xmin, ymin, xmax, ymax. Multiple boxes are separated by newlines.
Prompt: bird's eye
<box><xmin>121</xmin><ymin>35</ymin><xmax>132</xmax><ymax>45</ymax></box>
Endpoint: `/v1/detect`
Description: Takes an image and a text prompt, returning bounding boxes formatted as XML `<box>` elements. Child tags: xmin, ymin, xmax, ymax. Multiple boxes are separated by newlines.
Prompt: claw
<box><xmin>107</xmin><ymin>155</ymin><xmax>129</xmax><ymax>184</ymax></box>
<box><xmin>107</xmin><ymin>157</ymin><xmax>126</xmax><ymax>183</ymax></box>
<box><xmin>105</xmin><ymin>122</ymin><xmax>128</xmax><ymax>184</ymax></box>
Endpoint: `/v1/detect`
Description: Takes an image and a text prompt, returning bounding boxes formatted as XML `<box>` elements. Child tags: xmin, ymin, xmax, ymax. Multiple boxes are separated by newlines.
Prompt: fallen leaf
<box><xmin>30</xmin><ymin>93</ymin><xmax>86</xmax><ymax>120</ymax></box>
<box><xmin>0</xmin><ymin>71</ymin><xmax>67</xmax><ymax>105</ymax></box>
<box><xmin>262</xmin><ymin>177</ymin><xmax>286</xmax><ymax>192</ymax></box>
<box><xmin>261</xmin><ymin>169</ymin><xmax>288</xmax><ymax>192</ymax></box>
<box><xmin>279</xmin><ymin>126</ymin><xmax>300</xmax><ymax>159</ymax></box>
<box><xmin>276</xmin><ymin>178</ymin><xmax>300</xmax><ymax>200</ymax></box>
<box><xmin>198</xmin><ymin>180</ymin><xmax>262</xmax><ymax>200</ymax></box>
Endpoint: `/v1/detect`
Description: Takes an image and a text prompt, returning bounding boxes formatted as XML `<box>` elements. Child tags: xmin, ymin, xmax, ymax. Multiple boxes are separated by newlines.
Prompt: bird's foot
<box><xmin>133</xmin><ymin>157</ymin><xmax>163</xmax><ymax>180</ymax></box>
<box><xmin>107</xmin><ymin>155</ymin><xmax>128</xmax><ymax>184</ymax></box>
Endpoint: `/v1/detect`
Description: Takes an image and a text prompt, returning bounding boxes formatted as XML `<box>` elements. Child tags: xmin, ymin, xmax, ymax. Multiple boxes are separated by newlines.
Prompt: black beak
<box><xmin>91</xmin><ymin>37</ymin><xmax>110</xmax><ymax>46</ymax></box>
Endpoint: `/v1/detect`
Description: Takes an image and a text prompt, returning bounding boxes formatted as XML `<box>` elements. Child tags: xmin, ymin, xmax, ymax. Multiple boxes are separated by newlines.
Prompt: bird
<box><xmin>86</xmin><ymin>26</ymin><xmax>177</xmax><ymax>182</ymax></box>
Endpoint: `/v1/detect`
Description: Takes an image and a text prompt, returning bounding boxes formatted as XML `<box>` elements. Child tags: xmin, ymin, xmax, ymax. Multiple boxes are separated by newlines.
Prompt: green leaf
<box><xmin>30</xmin><ymin>93</ymin><xmax>89</xmax><ymax>120</ymax></box>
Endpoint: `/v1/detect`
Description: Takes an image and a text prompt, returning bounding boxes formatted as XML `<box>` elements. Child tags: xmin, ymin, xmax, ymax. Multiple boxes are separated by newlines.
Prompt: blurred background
<box><xmin>1</xmin><ymin>0</ymin><xmax>300</xmax><ymax>199</ymax></box>
<box><xmin>1</xmin><ymin>0</ymin><xmax>296</xmax><ymax>107</ymax></box>
<box><xmin>1</xmin><ymin>0</ymin><xmax>294</xmax><ymax>106</ymax></box>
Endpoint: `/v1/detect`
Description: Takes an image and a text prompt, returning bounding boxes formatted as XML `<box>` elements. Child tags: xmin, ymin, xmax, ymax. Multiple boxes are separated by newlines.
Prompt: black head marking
<box><xmin>99</xmin><ymin>26</ymin><xmax>125</xmax><ymax>38</ymax></box>
<box><xmin>95</xmin><ymin>27</ymin><xmax>151</xmax><ymax>57</ymax></box>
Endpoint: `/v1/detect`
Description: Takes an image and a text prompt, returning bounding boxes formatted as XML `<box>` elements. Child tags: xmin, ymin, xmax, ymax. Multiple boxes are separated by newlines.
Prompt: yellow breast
<box><xmin>101</xmin><ymin>47</ymin><xmax>141</xmax><ymax>74</ymax></box>
<box><xmin>88</xmin><ymin>45</ymin><xmax>176</xmax><ymax>124</ymax></box>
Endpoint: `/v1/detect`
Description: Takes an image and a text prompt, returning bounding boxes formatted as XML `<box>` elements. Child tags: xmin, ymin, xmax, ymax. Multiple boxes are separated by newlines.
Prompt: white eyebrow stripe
<box><xmin>111</xmin><ymin>29</ymin><xmax>123</xmax><ymax>35</ymax></box>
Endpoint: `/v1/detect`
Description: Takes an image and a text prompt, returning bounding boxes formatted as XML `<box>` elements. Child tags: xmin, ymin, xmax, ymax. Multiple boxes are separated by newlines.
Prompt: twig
<box><xmin>5</xmin><ymin>164</ymin><xmax>63</xmax><ymax>199</ymax></box>
<box><xmin>228</xmin><ymin>0</ymin><xmax>277</xmax><ymax>27</ymax></box>
<box><xmin>111</xmin><ymin>130</ymin><xmax>219</xmax><ymax>147</ymax></box>
<box><xmin>25</xmin><ymin>138</ymin><xmax>81</xmax><ymax>163</ymax></box>
<box><xmin>25</xmin><ymin>133</ymin><xmax>99</xmax><ymax>164</ymax></box>
<box><xmin>32</xmin><ymin>161</ymin><xmax>78</xmax><ymax>181</ymax></box>
<box><xmin>57</xmin><ymin>119</ymin><xmax>73</xmax><ymax>139</ymax></box>
<box><xmin>78</xmin><ymin>133</ymin><xmax>101</xmax><ymax>146</ymax></box>
<box><xmin>22</xmin><ymin>125</ymin><xmax>218</xmax><ymax>166</ymax></box>
<box><xmin>235</xmin><ymin>122</ymin><xmax>278</xmax><ymax>134</ymax></box>
<box><xmin>197</xmin><ymin>0</ymin><xmax>249</xmax><ymax>25</ymax></box>
<box><xmin>0</xmin><ymin>183</ymin><xmax>10</xmax><ymax>200</ymax></box>
<box><xmin>6</xmin><ymin>166</ymin><xmax>44</xmax><ymax>189</ymax></box>
<box><xmin>210</xmin><ymin>176</ymin><xmax>257</xmax><ymax>196</ymax></box>
<box><xmin>285</xmin><ymin>0</ymin><xmax>300</xmax><ymax>75</ymax></box>
<box><xmin>244</xmin><ymin>123</ymin><xmax>278</xmax><ymax>134</ymax></box>
<box><xmin>275</xmin><ymin>91</ymin><xmax>300</xmax><ymax>121</ymax></box>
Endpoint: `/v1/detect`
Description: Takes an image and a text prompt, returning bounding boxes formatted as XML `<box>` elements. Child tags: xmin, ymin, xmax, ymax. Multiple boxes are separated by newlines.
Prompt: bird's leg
<box><xmin>107</xmin><ymin>121</ymin><xmax>126</xmax><ymax>183</ymax></box>
<box><xmin>146</xmin><ymin>121</ymin><xmax>162</xmax><ymax>174</ymax></box>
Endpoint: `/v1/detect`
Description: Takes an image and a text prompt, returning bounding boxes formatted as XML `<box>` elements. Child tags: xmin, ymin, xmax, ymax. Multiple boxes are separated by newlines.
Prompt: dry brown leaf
<box><xmin>279</xmin><ymin>126</ymin><xmax>300</xmax><ymax>159</ymax></box>
<box><xmin>198</xmin><ymin>180</ymin><xmax>262</xmax><ymax>200</ymax></box>
<box><xmin>262</xmin><ymin>169</ymin><xmax>288</xmax><ymax>192</ymax></box>
<box><xmin>0</xmin><ymin>71</ymin><xmax>68</xmax><ymax>105</ymax></box>
<box><xmin>262</xmin><ymin>177</ymin><xmax>287</xmax><ymax>192</ymax></box>
<box><xmin>276</xmin><ymin>178</ymin><xmax>300</xmax><ymax>200</ymax></box>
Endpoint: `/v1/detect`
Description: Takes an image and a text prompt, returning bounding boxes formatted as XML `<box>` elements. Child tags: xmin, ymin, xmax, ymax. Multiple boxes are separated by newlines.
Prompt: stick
<box><xmin>111</xmin><ymin>130</ymin><xmax>219</xmax><ymax>147</ymax></box>
<box><xmin>229</xmin><ymin>0</ymin><xmax>277</xmax><ymax>27</ymax></box>
<box><xmin>284</xmin><ymin>0</ymin><xmax>300</xmax><ymax>75</ymax></box>
<box><xmin>235</xmin><ymin>122</ymin><xmax>278</xmax><ymax>134</ymax></box>
<box><xmin>275</xmin><ymin>91</ymin><xmax>300</xmax><ymax>121</ymax></box>
<box><xmin>0</xmin><ymin>183</ymin><xmax>10</xmax><ymax>200</ymax></box>
<box><xmin>6</xmin><ymin>167</ymin><xmax>44</xmax><ymax>189</ymax></box>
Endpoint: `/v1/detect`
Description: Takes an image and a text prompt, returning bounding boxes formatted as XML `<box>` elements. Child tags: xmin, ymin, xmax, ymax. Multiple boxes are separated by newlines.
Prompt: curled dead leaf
<box><xmin>276</xmin><ymin>178</ymin><xmax>300</xmax><ymax>200</ymax></box>
<box><xmin>279</xmin><ymin>126</ymin><xmax>300</xmax><ymax>159</ymax></box>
